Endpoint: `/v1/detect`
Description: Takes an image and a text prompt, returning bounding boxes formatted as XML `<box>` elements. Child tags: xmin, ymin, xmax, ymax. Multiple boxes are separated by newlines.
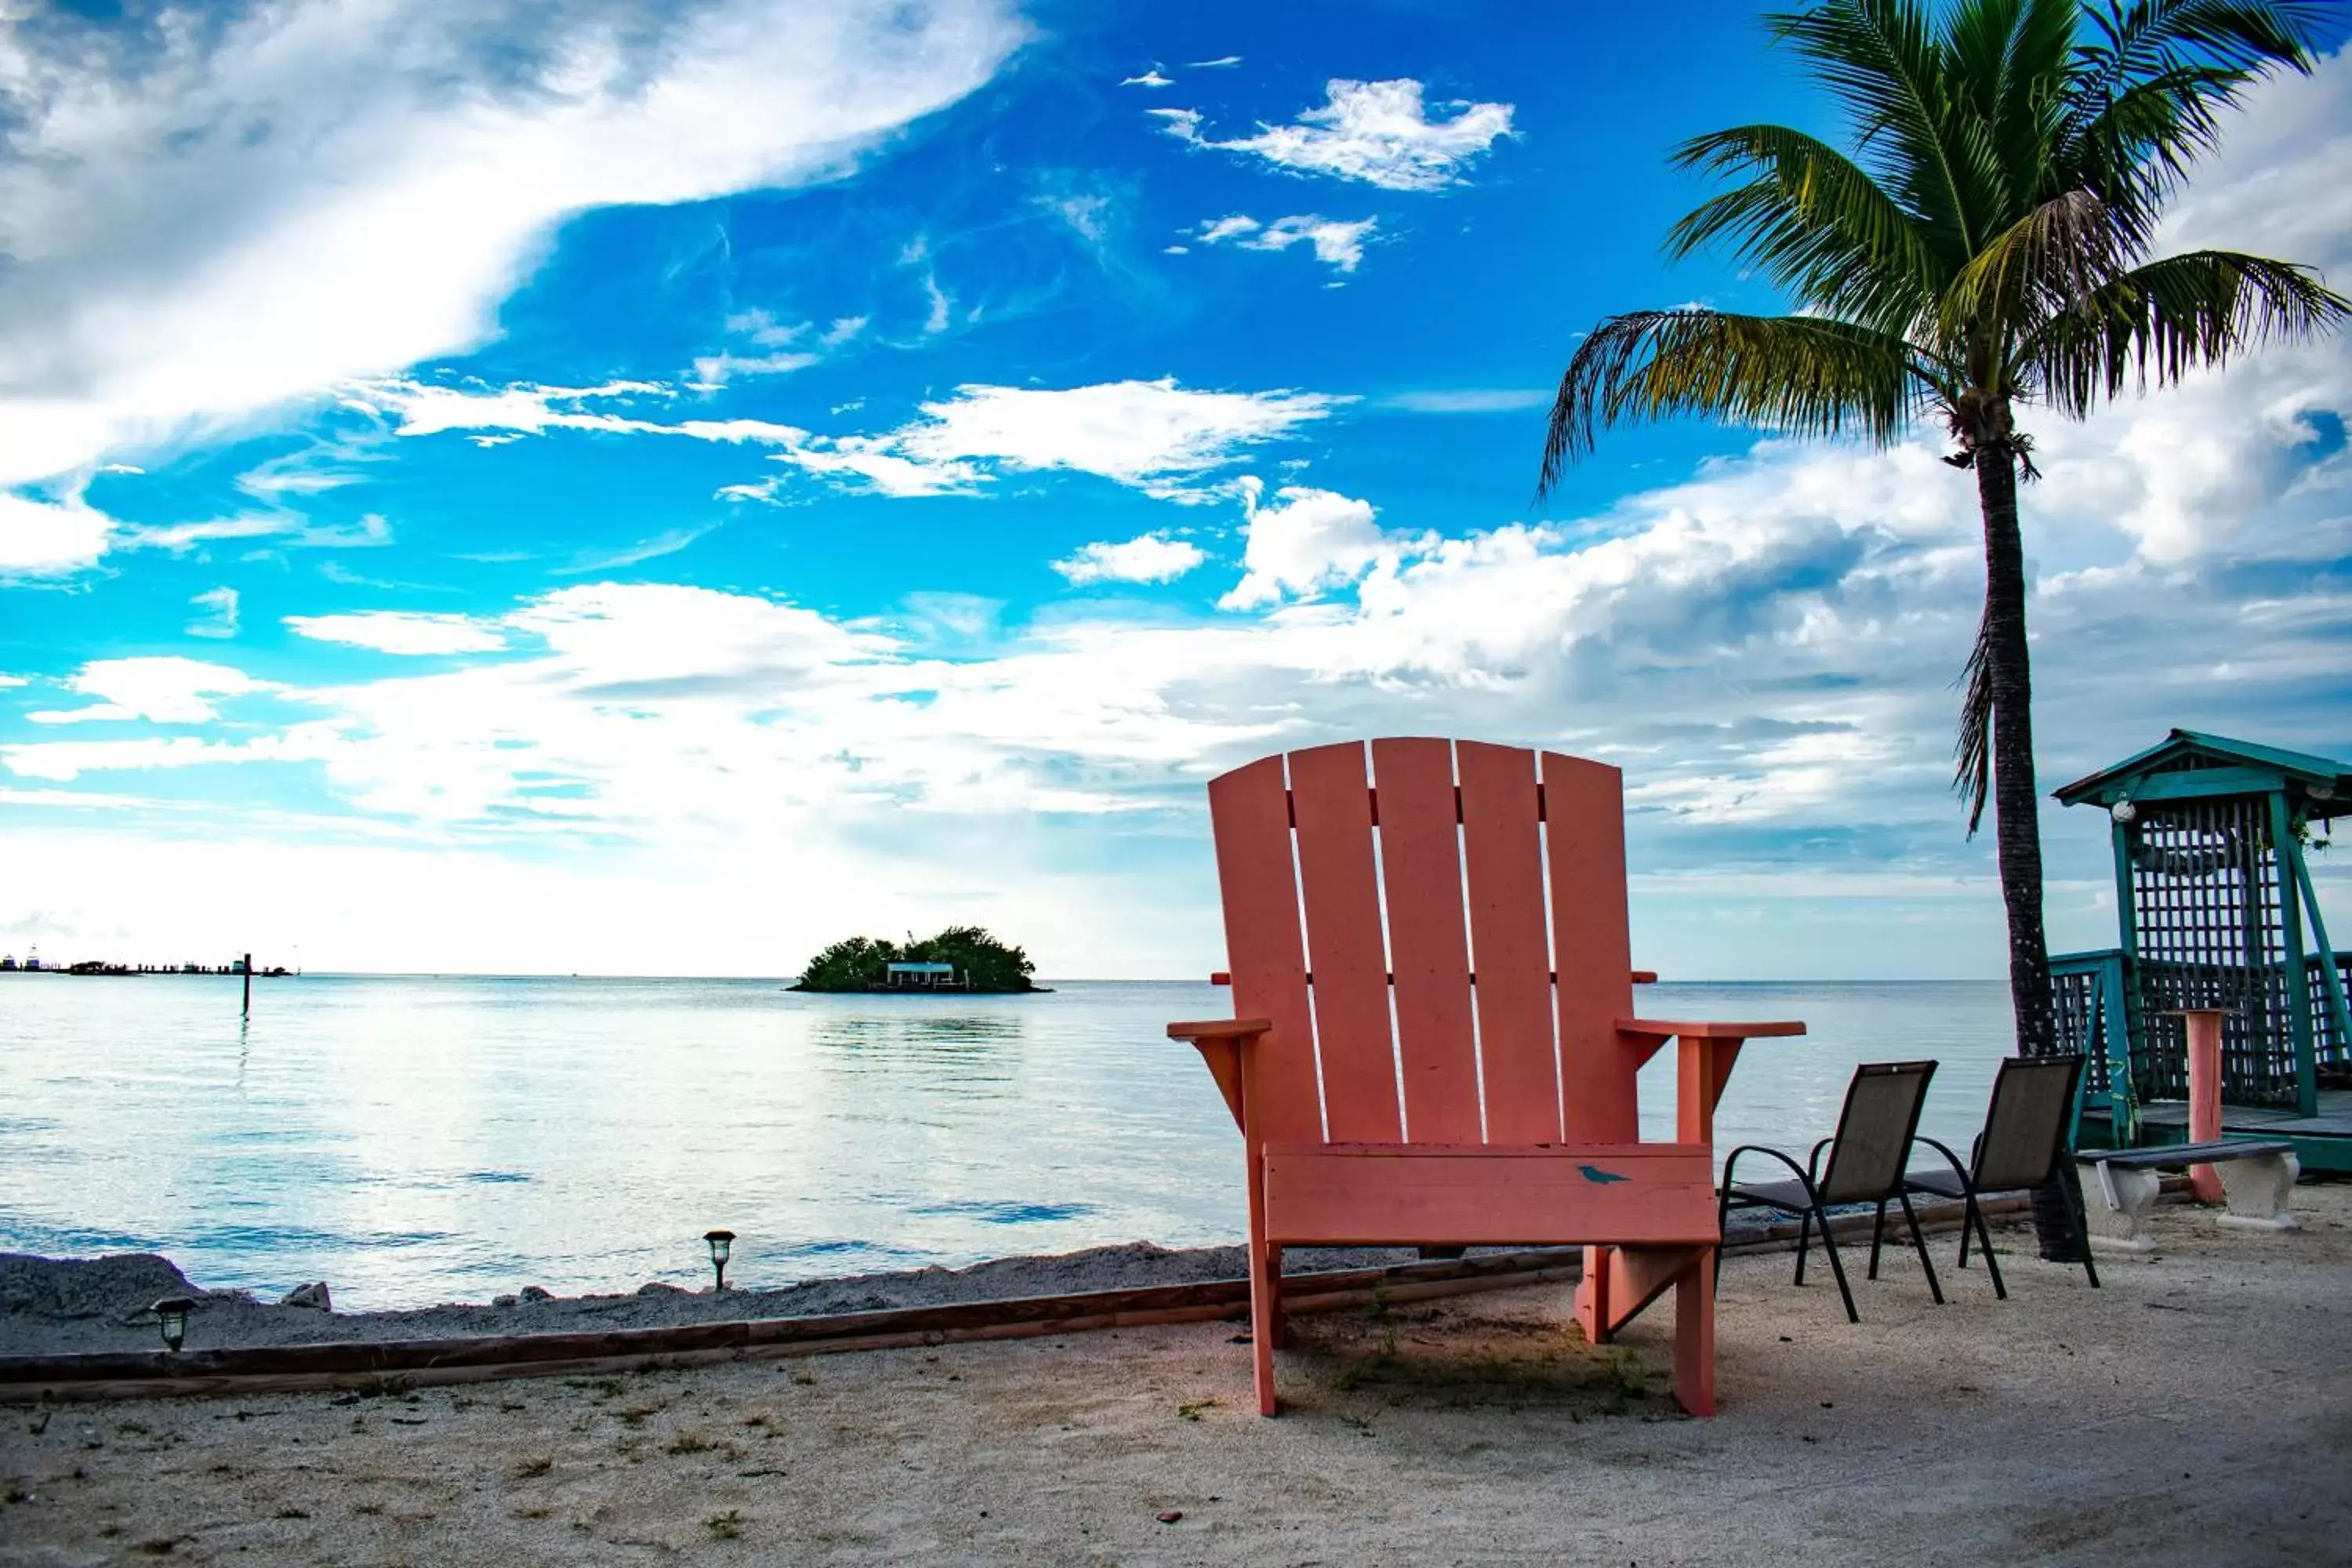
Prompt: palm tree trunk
<box><xmin>1974</xmin><ymin>444</ymin><xmax>2084</xmax><ymax>1260</ymax></box>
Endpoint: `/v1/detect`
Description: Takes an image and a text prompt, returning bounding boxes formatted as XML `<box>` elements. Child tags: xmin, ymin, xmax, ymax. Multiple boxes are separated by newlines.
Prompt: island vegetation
<box><xmin>789</xmin><ymin>926</ymin><xmax>1044</xmax><ymax>993</ymax></box>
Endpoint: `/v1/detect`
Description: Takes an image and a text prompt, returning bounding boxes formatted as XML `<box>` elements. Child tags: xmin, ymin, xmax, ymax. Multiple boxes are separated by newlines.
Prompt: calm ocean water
<box><xmin>0</xmin><ymin>975</ymin><xmax>2016</xmax><ymax>1311</ymax></box>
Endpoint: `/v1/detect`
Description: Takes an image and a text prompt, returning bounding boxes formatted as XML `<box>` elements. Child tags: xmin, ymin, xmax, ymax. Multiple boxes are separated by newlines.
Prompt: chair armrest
<box><xmin>1722</xmin><ymin>1143</ymin><xmax>1823</xmax><ymax>1194</ymax></box>
<box><xmin>1617</xmin><ymin>1018</ymin><xmax>1807</xmax><ymax>1040</ymax></box>
<box><xmin>1167</xmin><ymin>1018</ymin><xmax>1273</xmax><ymax>1043</ymax></box>
<box><xmin>1912</xmin><ymin>1136</ymin><xmax>1976</xmax><ymax>1190</ymax></box>
<box><xmin>1807</xmin><ymin>1137</ymin><xmax>1835</xmax><ymax>1182</ymax></box>
<box><xmin>1617</xmin><ymin>1018</ymin><xmax>1805</xmax><ymax>1145</ymax></box>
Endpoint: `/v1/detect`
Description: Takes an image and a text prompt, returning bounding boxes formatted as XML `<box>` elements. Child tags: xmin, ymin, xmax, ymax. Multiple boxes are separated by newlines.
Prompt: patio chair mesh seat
<box><xmin>1719</xmin><ymin>1060</ymin><xmax>1943</xmax><ymax>1323</ymax></box>
<box><xmin>1904</xmin><ymin>1054</ymin><xmax>2100</xmax><ymax>1298</ymax></box>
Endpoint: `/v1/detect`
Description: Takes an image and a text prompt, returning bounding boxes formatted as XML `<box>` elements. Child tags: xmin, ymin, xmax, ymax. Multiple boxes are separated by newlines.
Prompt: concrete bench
<box><xmin>2075</xmin><ymin>1139</ymin><xmax>2299</xmax><ymax>1250</ymax></box>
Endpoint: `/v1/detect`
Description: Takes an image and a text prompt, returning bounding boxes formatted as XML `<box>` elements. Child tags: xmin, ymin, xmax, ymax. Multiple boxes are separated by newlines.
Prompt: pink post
<box><xmin>2175</xmin><ymin>1008</ymin><xmax>2227</xmax><ymax>1203</ymax></box>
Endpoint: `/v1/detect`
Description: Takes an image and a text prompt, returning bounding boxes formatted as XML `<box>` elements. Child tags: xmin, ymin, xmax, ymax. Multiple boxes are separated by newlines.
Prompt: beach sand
<box><xmin>4</xmin><ymin>1186</ymin><xmax>2347</xmax><ymax>1566</ymax></box>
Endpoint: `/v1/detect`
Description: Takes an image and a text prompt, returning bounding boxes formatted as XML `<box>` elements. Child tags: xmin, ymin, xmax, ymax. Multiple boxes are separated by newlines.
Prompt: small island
<box><xmin>789</xmin><ymin>925</ymin><xmax>1048</xmax><ymax>994</ymax></box>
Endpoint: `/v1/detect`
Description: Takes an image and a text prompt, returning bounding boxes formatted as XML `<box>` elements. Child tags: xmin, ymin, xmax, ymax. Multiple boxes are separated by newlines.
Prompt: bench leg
<box><xmin>2078</xmin><ymin>1159</ymin><xmax>2160</xmax><ymax>1254</ymax></box>
<box><xmin>2216</xmin><ymin>1153</ymin><xmax>2301</xmax><ymax>1232</ymax></box>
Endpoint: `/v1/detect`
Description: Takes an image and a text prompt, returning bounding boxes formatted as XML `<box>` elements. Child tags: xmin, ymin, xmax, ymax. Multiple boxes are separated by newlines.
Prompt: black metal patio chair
<box><xmin>1718</xmin><ymin>1060</ymin><xmax>1942</xmax><ymax>1323</ymax></box>
<box><xmin>1903</xmin><ymin>1053</ymin><xmax>2100</xmax><ymax>1298</ymax></box>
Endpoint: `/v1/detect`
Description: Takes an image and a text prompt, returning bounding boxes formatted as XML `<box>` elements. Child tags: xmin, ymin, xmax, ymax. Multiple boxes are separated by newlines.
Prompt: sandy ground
<box><xmin>4</xmin><ymin>1188</ymin><xmax>2347</xmax><ymax>1567</ymax></box>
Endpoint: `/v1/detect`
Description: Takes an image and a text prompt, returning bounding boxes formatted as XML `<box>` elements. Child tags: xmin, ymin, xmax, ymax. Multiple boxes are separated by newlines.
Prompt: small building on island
<box><xmin>884</xmin><ymin>960</ymin><xmax>964</xmax><ymax>990</ymax></box>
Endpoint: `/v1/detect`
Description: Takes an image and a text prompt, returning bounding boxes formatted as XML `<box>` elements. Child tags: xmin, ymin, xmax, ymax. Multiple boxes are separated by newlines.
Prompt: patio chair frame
<box><xmin>1719</xmin><ymin>1060</ymin><xmax>1943</xmax><ymax>1323</ymax></box>
<box><xmin>1904</xmin><ymin>1054</ymin><xmax>2101</xmax><ymax>1299</ymax></box>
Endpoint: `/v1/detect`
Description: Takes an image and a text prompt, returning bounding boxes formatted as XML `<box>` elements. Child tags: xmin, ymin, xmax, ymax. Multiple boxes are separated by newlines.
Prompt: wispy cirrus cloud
<box><xmin>286</xmin><ymin>612</ymin><xmax>510</xmax><ymax>657</ymax></box>
<box><xmin>1189</xmin><ymin>213</ymin><xmax>1377</xmax><ymax>273</ymax></box>
<box><xmin>1153</xmin><ymin>78</ymin><xmax>1514</xmax><ymax>191</ymax></box>
<box><xmin>187</xmin><ymin>587</ymin><xmax>241</xmax><ymax>640</ymax></box>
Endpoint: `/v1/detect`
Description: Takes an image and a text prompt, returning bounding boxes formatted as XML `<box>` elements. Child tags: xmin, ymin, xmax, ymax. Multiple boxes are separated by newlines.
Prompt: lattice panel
<box><xmin>2311</xmin><ymin>953</ymin><xmax>2352</xmax><ymax>1073</ymax></box>
<box><xmin>2126</xmin><ymin>795</ymin><xmax>2296</xmax><ymax>1105</ymax></box>
<box><xmin>2050</xmin><ymin>967</ymin><xmax>2111</xmax><ymax>1094</ymax></box>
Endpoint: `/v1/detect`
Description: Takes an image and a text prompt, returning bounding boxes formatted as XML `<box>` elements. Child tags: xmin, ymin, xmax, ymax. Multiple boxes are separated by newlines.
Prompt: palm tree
<box><xmin>1537</xmin><ymin>0</ymin><xmax>2347</xmax><ymax>1246</ymax></box>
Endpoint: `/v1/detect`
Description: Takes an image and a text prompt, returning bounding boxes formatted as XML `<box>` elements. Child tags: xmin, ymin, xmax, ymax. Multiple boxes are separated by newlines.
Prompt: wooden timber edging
<box><xmin>0</xmin><ymin>1195</ymin><xmax>2037</xmax><ymax>1404</ymax></box>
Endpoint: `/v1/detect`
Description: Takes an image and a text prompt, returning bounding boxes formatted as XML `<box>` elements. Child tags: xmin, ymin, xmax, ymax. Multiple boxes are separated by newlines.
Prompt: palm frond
<box><xmin>1939</xmin><ymin>188</ymin><xmax>2125</xmax><ymax>355</ymax></box>
<box><xmin>1768</xmin><ymin>0</ymin><xmax>1985</xmax><ymax>255</ymax></box>
<box><xmin>1946</xmin><ymin>0</ymin><xmax>2079</xmax><ymax>207</ymax></box>
<box><xmin>1537</xmin><ymin>310</ymin><xmax>1929</xmax><ymax>495</ymax></box>
<box><xmin>1668</xmin><ymin>123</ymin><xmax>1949</xmax><ymax>329</ymax></box>
<box><xmin>2060</xmin><ymin>2</ymin><xmax>2325</xmax><ymax>247</ymax></box>
<box><xmin>2024</xmin><ymin>249</ymin><xmax>2351</xmax><ymax>417</ymax></box>
<box><xmin>1954</xmin><ymin>606</ymin><xmax>1996</xmax><ymax>835</ymax></box>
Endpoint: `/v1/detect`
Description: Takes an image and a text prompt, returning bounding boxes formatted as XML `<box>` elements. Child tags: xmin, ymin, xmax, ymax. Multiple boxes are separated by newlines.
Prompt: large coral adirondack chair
<box><xmin>1169</xmin><ymin>739</ymin><xmax>1804</xmax><ymax>1416</ymax></box>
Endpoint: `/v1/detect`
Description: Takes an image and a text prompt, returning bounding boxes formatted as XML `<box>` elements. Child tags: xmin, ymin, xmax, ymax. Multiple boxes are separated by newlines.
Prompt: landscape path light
<box><xmin>153</xmin><ymin>1297</ymin><xmax>194</xmax><ymax>1353</ymax></box>
<box><xmin>704</xmin><ymin>1230</ymin><xmax>735</xmax><ymax>1292</ymax></box>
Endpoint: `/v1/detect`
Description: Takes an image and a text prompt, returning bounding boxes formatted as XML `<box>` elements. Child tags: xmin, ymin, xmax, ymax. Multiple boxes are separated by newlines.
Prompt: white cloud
<box><xmin>187</xmin><ymin>587</ymin><xmax>241</xmax><ymax>640</ymax></box>
<box><xmin>1120</xmin><ymin>69</ymin><xmax>1173</xmax><ymax>89</ymax></box>
<box><xmin>353</xmin><ymin>372</ymin><xmax>1340</xmax><ymax>501</ymax></box>
<box><xmin>1220</xmin><ymin>484</ymin><xmax>1421</xmax><ymax>608</ymax></box>
<box><xmin>1156</xmin><ymin>78</ymin><xmax>1513</xmax><ymax>191</ymax></box>
<box><xmin>1191</xmin><ymin>213</ymin><xmax>1377</xmax><ymax>272</ymax></box>
<box><xmin>288</xmin><ymin>612</ymin><xmax>510</xmax><ymax>656</ymax></box>
<box><xmin>1189</xmin><ymin>56</ymin><xmax>1243</xmax><ymax>69</ymax></box>
<box><xmin>0</xmin><ymin>492</ymin><xmax>112</xmax><ymax>578</ymax></box>
<box><xmin>1052</xmin><ymin>534</ymin><xmax>1210</xmax><ymax>585</ymax></box>
<box><xmin>774</xmin><ymin>379</ymin><xmax>1343</xmax><ymax>499</ymax></box>
<box><xmin>0</xmin><ymin>0</ymin><xmax>1024</xmax><ymax>489</ymax></box>
<box><xmin>25</xmin><ymin>658</ymin><xmax>276</xmax><ymax>726</ymax></box>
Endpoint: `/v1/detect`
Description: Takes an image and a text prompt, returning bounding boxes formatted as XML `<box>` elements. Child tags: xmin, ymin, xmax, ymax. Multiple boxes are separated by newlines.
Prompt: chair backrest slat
<box><xmin>1289</xmin><ymin>742</ymin><xmax>1404</xmax><ymax>1142</ymax></box>
<box><xmin>1206</xmin><ymin>755</ymin><xmax>1324</xmax><ymax>1143</ymax></box>
<box><xmin>1542</xmin><ymin>753</ymin><xmax>1639</xmax><ymax>1144</ymax></box>
<box><xmin>1974</xmin><ymin>1054</ymin><xmax>2084</xmax><ymax>1192</ymax></box>
<box><xmin>1457</xmin><ymin>741</ymin><xmax>1563</xmax><ymax>1144</ymax></box>
<box><xmin>1205</xmin><ymin>739</ymin><xmax>1644</xmax><ymax>1149</ymax></box>
<box><xmin>1370</xmin><ymin>739</ymin><xmax>1484</xmax><ymax>1142</ymax></box>
<box><xmin>1820</xmin><ymin>1061</ymin><xmax>1937</xmax><ymax>1203</ymax></box>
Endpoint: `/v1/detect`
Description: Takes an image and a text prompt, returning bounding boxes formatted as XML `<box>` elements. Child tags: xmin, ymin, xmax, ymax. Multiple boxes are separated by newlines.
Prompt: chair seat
<box><xmin>1263</xmin><ymin>1141</ymin><xmax>1718</xmax><ymax>1247</ymax></box>
<box><xmin>1722</xmin><ymin>1177</ymin><xmax>1818</xmax><ymax>1213</ymax></box>
<box><xmin>1903</xmin><ymin>1167</ymin><xmax>1971</xmax><ymax>1200</ymax></box>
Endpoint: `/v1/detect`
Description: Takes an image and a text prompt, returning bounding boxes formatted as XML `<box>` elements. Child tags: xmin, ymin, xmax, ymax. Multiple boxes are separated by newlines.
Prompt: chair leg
<box><xmin>1811</xmin><ymin>1206</ymin><xmax>1860</xmax><ymax>1323</ymax></box>
<box><xmin>1957</xmin><ymin>1207</ymin><xmax>1971</xmax><ymax>1267</ymax></box>
<box><xmin>1249</xmin><ymin>1235</ymin><xmax>1281</xmax><ymax>1416</ymax></box>
<box><xmin>1897</xmin><ymin>1191</ymin><xmax>1944</xmax><ymax>1305</ymax></box>
<box><xmin>1867</xmin><ymin>1200</ymin><xmax>1887</xmax><ymax>1280</ymax></box>
<box><xmin>1714</xmin><ymin>1188</ymin><xmax>1733</xmax><ymax>1287</ymax></box>
<box><xmin>1673</xmin><ymin>1252</ymin><xmax>1716</xmax><ymax>1417</ymax></box>
<box><xmin>1967</xmin><ymin>1195</ymin><xmax>2007</xmax><ymax>1301</ymax></box>
<box><xmin>2062</xmin><ymin>1178</ymin><xmax>2101</xmax><ymax>1290</ymax></box>
<box><xmin>1794</xmin><ymin>1207</ymin><xmax>1813</xmax><ymax>1287</ymax></box>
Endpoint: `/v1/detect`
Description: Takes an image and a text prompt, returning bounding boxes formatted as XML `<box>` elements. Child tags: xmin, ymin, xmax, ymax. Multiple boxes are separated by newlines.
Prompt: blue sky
<box><xmin>2</xmin><ymin>0</ymin><xmax>2348</xmax><ymax>978</ymax></box>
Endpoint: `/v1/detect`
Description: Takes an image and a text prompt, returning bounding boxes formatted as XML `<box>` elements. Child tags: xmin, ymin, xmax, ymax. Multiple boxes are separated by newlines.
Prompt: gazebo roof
<box><xmin>2054</xmin><ymin>728</ymin><xmax>2352</xmax><ymax>815</ymax></box>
